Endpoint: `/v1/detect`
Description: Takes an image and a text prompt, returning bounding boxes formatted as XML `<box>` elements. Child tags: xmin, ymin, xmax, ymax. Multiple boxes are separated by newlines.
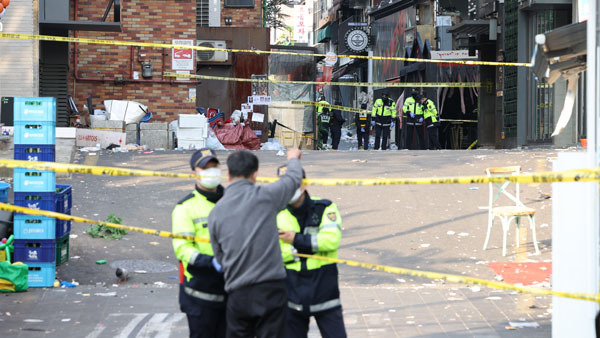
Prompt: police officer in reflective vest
<box><xmin>419</xmin><ymin>94</ymin><xmax>442</xmax><ymax>150</ymax></box>
<box><xmin>276</xmin><ymin>166</ymin><xmax>347</xmax><ymax>338</ymax></box>
<box><xmin>355</xmin><ymin>102</ymin><xmax>371</xmax><ymax>150</ymax></box>
<box><xmin>172</xmin><ymin>149</ymin><xmax>226</xmax><ymax>338</ymax></box>
<box><xmin>403</xmin><ymin>92</ymin><xmax>425</xmax><ymax>150</ymax></box>
<box><xmin>371</xmin><ymin>91</ymin><xmax>397</xmax><ymax>150</ymax></box>
<box><xmin>317</xmin><ymin>96</ymin><xmax>331</xmax><ymax>150</ymax></box>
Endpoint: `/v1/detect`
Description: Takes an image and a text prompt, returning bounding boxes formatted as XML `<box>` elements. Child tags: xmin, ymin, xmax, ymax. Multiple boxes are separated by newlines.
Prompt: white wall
<box><xmin>0</xmin><ymin>0</ymin><xmax>38</xmax><ymax>103</ymax></box>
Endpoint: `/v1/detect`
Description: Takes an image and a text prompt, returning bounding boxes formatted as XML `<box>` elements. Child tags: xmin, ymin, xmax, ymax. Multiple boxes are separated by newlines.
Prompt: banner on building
<box><xmin>172</xmin><ymin>39</ymin><xmax>194</xmax><ymax>71</ymax></box>
<box><xmin>293</xmin><ymin>5</ymin><xmax>310</xmax><ymax>43</ymax></box>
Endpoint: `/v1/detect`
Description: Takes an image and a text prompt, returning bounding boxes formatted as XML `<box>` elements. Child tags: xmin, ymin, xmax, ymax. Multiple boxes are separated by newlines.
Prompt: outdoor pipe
<box><xmin>73</xmin><ymin>0</ymin><xmax>199</xmax><ymax>85</ymax></box>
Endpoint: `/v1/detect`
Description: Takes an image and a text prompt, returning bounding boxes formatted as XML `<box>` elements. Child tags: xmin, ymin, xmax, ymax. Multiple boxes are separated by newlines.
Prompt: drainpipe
<box><xmin>73</xmin><ymin>0</ymin><xmax>199</xmax><ymax>84</ymax></box>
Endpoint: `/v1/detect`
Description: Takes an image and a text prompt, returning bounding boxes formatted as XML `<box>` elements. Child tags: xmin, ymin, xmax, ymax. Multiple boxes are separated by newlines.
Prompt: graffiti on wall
<box><xmin>372</xmin><ymin>8</ymin><xmax>416</xmax><ymax>82</ymax></box>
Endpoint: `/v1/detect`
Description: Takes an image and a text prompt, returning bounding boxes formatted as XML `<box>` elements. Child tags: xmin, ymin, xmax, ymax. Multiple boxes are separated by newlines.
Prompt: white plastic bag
<box><xmin>206</xmin><ymin>130</ymin><xmax>226</xmax><ymax>150</ymax></box>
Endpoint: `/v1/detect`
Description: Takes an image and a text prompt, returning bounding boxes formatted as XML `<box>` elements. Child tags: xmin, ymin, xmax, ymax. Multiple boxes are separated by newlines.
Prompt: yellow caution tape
<box><xmin>294</xmin><ymin>253</ymin><xmax>600</xmax><ymax>303</ymax></box>
<box><xmin>467</xmin><ymin>139</ymin><xmax>478</xmax><ymax>150</ymax></box>
<box><xmin>2</xmin><ymin>159</ymin><xmax>600</xmax><ymax>185</ymax></box>
<box><xmin>3</xmin><ymin>202</ymin><xmax>597</xmax><ymax>302</ymax></box>
<box><xmin>292</xmin><ymin>101</ymin><xmax>368</xmax><ymax>114</ymax></box>
<box><xmin>0</xmin><ymin>32</ymin><xmax>532</xmax><ymax>68</ymax></box>
<box><xmin>440</xmin><ymin>119</ymin><xmax>478</xmax><ymax>123</ymax></box>
<box><xmin>0</xmin><ymin>203</ymin><xmax>209</xmax><ymax>243</ymax></box>
<box><xmin>164</xmin><ymin>72</ymin><xmax>481</xmax><ymax>89</ymax></box>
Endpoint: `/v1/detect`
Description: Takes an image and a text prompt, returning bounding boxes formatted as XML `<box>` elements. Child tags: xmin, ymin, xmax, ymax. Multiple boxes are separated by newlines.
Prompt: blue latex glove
<box><xmin>390</xmin><ymin>121</ymin><xmax>395</xmax><ymax>129</ymax></box>
<box><xmin>419</xmin><ymin>117</ymin><xmax>424</xmax><ymax>123</ymax></box>
<box><xmin>360</xmin><ymin>127</ymin><xmax>365</xmax><ymax>133</ymax></box>
<box><xmin>212</xmin><ymin>257</ymin><xmax>223</xmax><ymax>273</ymax></box>
<box><xmin>371</xmin><ymin>121</ymin><xmax>376</xmax><ymax>127</ymax></box>
<box><xmin>410</xmin><ymin>112</ymin><xmax>415</xmax><ymax>119</ymax></box>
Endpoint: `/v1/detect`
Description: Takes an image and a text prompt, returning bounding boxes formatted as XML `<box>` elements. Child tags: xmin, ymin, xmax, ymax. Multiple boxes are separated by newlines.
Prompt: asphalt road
<box><xmin>2</xmin><ymin>148</ymin><xmax>566</xmax><ymax>336</ymax></box>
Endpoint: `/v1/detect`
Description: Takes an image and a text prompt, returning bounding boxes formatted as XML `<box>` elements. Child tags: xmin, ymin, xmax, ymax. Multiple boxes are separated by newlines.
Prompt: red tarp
<box><xmin>213</xmin><ymin>123</ymin><xmax>260</xmax><ymax>150</ymax></box>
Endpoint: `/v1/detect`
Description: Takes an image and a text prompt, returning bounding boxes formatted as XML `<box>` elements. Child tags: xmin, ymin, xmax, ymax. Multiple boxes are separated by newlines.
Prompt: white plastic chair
<box><xmin>483</xmin><ymin>166</ymin><xmax>540</xmax><ymax>256</ymax></box>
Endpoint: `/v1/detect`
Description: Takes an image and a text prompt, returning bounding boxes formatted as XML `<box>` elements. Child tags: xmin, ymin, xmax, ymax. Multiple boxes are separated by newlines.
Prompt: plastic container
<box><xmin>14</xmin><ymin>121</ymin><xmax>56</xmax><ymax>145</ymax></box>
<box><xmin>0</xmin><ymin>182</ymin><xmax>9</xmax><ymax>203</ymax></box>
<box><xmin>56</xmin><ymin>218</ymin><xmax>71</xmax><ymax>239</ymax></box>
<box><xmin>14</xmin><ymin>191</ymin><xmax>55</xmax><ymax>211</ymax></box>
<box><xmin>14</xmin><ymin>144</ymin><xmax>56</xmax><ymax>162</ymax></box>
<box><xmin>55</xmin><ymin>185</ymin><xmax>72</xmax><ymax>214</ymax></box>
<box><xmin>13</xmin><ymin>238</ymin><xmax>56</xmax><ymax>263</ymax></box>
<box><xmin>13</xmin><ymin>97</ymin><xmax>56</xmax><ymax>123</ymax></box>
<box><xmin>55</xmin><ymin>233</ymin><xmax>69</xmax><ymax>265</ymax></box>
<box><xmin>26</xmin><ymin>262</ymin><xmax>56</xmax><ymax>287</ymax></box>
<box><xmin>13</xmin><ymin>214</ymin><xmax>57</xmax><ymax>239</ymax></box>
<box><xmin>13</xmin><ymin>168</ymin><xmax>56</xmax><ymax>192</ymax></box>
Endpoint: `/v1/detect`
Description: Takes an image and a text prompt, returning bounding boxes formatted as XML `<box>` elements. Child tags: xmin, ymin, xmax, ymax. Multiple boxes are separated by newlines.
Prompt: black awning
<box><xmin>448</xmin><ymin>20</ymin><xmax>491</xmax><ymax>36</ymax></box>
<box><xmin>40</xmin><ymin>21</ymin><xmax>122</xmax><ymax>32</ymax></box>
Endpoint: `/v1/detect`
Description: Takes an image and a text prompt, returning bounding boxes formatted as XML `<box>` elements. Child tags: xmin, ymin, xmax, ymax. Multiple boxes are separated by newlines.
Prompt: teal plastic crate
<box><xmin>14</xmin><ymin>121</ymin><xmax>56</xmax><ymax>145</ymax></box>
<box><xmin>13</xmin><ymin>168</ymin><xmax>56</xmax><ymax>193</ymax></box>
<box><xmin>26</xmin><ymin>262</ymin><xmax>56</xmax><ymax>287</ymax></box>
<box><xmin>13</xmin><ymin>97</ymin><xmax>56</xmax><ymax>123</ymax></box>
<box><xmin>14</xmin><ymin>214</ymin><xmax>57</xmax><ymax>239</ymax></box>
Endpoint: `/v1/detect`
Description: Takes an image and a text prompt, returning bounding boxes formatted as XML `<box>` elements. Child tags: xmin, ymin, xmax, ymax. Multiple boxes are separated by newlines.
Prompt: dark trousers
<box><xmin>285</xmin><ymin>307</ymin><xmax>347</xmax><ymax>338</ymax></box>
<box><xmin>357</xmin><ymin>126</ymin><xmax>369</xmax><ymax>149</ymax></box>
<box><xmin>427</xmin><ymin>126</ymin><xmax>442</xmax><ymax>150</ymax></box>
<box><xmin>405</xmin><ymin>124</ymin><xmax>425</xmax><ymax>150</ymax></box>
<box><xmin>373</xmin><ymin>116</ymin><xmax>392</xmax><ymax>150</ymax></box>
<box><xmin>187</xmin><ymin>308</ymin><xmax>226</xmax><ymax>338</ymax></box>
<box><xmin>319</xmin><ymin>130</ymin><xmax>329</xmax><ymax>149</ymax></box>
<box><xmin>226</xmin><ymin>280</ymin><xmax>287</xmax><ymax>338</ymax></box>
<box><xmin>330</xmin><ymin>125</ymin><xmax>342</xmax><ymax>149</ymax></box>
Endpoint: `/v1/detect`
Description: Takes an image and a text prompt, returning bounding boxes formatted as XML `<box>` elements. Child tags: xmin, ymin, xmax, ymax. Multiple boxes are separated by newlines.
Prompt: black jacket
<box><xmin>330</xmin><ymin>109</ymin><xmax>345</xmax><ymax>128</ymax></box>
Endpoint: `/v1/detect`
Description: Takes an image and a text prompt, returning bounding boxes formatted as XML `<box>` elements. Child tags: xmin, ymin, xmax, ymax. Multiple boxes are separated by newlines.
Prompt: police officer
<box><xmin>276</xmin><ymin>166</ymin><xmax>347</xmax><ymax>338</ymax></box>
<box><xmin>403</xmin><ymin>91</ymin><xmax>425</xmax><ymax>150</ymax></box>
<box><xmin>172</xmin><ymin>149</ymin><xmax>226</xmax><ymax>338</ymax></box>
<box><xmin>355</xmin><ymin>102</ymin><xmax>371</xmax><ymax>150</ymax></box>
<box><xmin>316</xmin><ymin>96</ymin><xmax>331</xmax><ymax>150</ymax></box>
<box><xmin>371</xmin><ymin>91</ymin><xmax>397</xmax><ymax>150</ymax></box>
<box><xmin>419</xmin><ymin>94</ymin><xmax>442</xmax><ymax>150</ymax></box>
<box><xmin>329</xmin><ymin>101</ymin><xmax>345</xmax><ymax>150</ymax></box>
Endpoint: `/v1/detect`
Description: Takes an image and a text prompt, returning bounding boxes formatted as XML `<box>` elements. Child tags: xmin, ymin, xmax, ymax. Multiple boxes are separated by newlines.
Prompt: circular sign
<box><xmin>324</xmin><ymin>51</ymin><xmax>338</xmax><ymax>66</ymax></box>
<box><xmin>344</xmin><ymin>28</ymin><xmax>369</xmax><ymax>53</ymax></box>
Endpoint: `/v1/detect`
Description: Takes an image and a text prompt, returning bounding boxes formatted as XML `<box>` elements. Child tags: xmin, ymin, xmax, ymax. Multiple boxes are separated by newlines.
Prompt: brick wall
<box><xmin>69</xmin><ymin>0</ymin><xmax>197</xmax><ymax>122</ymax></box>
<box><xmin>221</xmin><ymin>0</ymin><xmax>263</xmax><ymax>27</ymax></box>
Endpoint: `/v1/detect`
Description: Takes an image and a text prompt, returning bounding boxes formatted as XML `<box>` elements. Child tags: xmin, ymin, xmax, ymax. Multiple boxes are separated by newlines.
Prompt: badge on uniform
<box><xmin>327</xmin><ymin>212</ymin><xmax>337</xmax><ymax>222</ymax></box>
<box><xmin>201</xmin><ymin>149</ymin><xmax>212</xmax><ymax>157</ymax></box>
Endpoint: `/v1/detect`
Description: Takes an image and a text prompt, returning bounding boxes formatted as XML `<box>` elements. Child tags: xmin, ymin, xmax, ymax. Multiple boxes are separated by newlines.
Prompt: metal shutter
<box><xmin>39</xmin><ymin>63</ymin><xmax>69</xmax><ymax>127</ymax></box>
<box><xmin>197</xmin><ymin>0</ymin><xmax>209</xmax><ymax>26</ymax></box>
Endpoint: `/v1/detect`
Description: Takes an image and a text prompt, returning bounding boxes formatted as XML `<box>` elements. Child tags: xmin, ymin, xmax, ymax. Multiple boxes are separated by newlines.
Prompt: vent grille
<box><xmin>197</xmin><ymin>0</ymin><xmax>209</xmax><ymax>27</ymax></box>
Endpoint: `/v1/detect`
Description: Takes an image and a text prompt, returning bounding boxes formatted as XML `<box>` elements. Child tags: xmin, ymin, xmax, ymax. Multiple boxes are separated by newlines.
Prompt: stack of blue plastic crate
<box><xmin>12</xmin><ymin>97</ymin><xmax>72</xmax><ymax>287</ymax></box>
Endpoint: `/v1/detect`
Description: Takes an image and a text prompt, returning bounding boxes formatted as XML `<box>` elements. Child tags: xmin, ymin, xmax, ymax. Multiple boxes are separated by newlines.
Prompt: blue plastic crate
<box><xmin>14</xmin><ymin>238</ymin><xmax>56</xmax><ymax>263</ymax></box>
<box><xmin>14</xmin><ymin>191</ymin><xmax>55</xmax><ymax>211</ymax></box>
<box><xmin>26</xmin><ymin>262</ymin><xmax>56</xmax><ymax>287</ymax></box>
<box><xmin>14</xmin><ymin>121</ymin><xmax>56</xmax><ymax>145</ymax></box>
<box><xmin>14</xmin><ymin>144</ymin><xmax>56</xmax><ymax>162</ymax></box>
<box><xmin>0</xmin><ymin>182</ymin><xmax>9</xmax><ymax>203</ymax></box>
<box><xmin>56</xmin><ymin>218</ymin><xmax>71</xmax><ymax>239</ymax></box>
<box><xmin>55</xmin><ymin>185</ymin><xmax>72</xmax><ymax>213</ymax></box>
<box><xmin>13</xmin><ymin>168</ymin><xmax>56</xmax><ymax>193</ymax></box>
<box><xmin>14</xmin><ymin>97</ymin><xmax>56</xmax><ymax>123</ymax></box>
<box><xmin>14</xmin><ymin>214</ymin><xmax>57</xmax><ymax>239</ymax></box>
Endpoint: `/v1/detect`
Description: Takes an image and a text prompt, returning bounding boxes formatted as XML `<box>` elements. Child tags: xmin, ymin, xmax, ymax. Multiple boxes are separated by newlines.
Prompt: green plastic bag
<box><xmin>0</xmin><ymin>261</ymin><xmax>28</xmax><ymax>292</ymax></box>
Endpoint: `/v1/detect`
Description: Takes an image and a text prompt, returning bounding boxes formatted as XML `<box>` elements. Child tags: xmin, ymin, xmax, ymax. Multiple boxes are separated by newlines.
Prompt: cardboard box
<box><xmin>76</xmin><ymin>129</ymin><xmax>126</xmax><ymax>148</ymax></box>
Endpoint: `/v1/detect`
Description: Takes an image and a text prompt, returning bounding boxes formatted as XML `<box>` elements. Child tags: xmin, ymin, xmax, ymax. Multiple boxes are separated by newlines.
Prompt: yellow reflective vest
<box><xmin>372</xmin><ymin>98</ymin><xmax>397</xmax><ymax>118</ymax></box>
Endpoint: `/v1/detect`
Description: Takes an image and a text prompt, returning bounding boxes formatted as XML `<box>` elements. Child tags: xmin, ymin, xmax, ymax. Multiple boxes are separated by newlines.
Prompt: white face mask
<box><xmin>197</xmin><ymin>168</ymin><xmax>222</xmax><ymax>189</ymax></box>
<box><xmin>289</xmin><ymin>188</ymin><xmax>303</xmax><ymax>205</ymax></box>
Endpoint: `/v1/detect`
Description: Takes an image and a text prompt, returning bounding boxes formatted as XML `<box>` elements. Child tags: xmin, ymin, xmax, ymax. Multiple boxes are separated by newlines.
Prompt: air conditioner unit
<box><xmin>196</xmin><ymin>40</ymin><xmax>228</xmax><ymax>62</ymax></box>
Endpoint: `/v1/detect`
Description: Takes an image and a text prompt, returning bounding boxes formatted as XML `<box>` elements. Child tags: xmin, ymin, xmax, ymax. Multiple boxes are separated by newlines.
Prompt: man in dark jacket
<box><xmin>208</xmin><ymin>149</ymin><xmax>303</xmax><ymax>338</ymax></box>
<box><xmin>329</xmin><ymin>101</ymin><xmax>345</xmax><ymax>150</ymax></box>
<box><xmin>355</xmin><ymin>102</ymin><xmax>371</xmax><ymax>150</ymax></box>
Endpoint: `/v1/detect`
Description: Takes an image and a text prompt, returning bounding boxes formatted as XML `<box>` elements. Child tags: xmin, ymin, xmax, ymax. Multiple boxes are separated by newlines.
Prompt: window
<box><xmin>225</xmin><ymin>0</ymin><xmax>254</xmax><ymax>8</ymax></box>
<box><xmin>197</xmin><ymin>0</ymin><xmax>209</xmax><ymax>26</ymax></box>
